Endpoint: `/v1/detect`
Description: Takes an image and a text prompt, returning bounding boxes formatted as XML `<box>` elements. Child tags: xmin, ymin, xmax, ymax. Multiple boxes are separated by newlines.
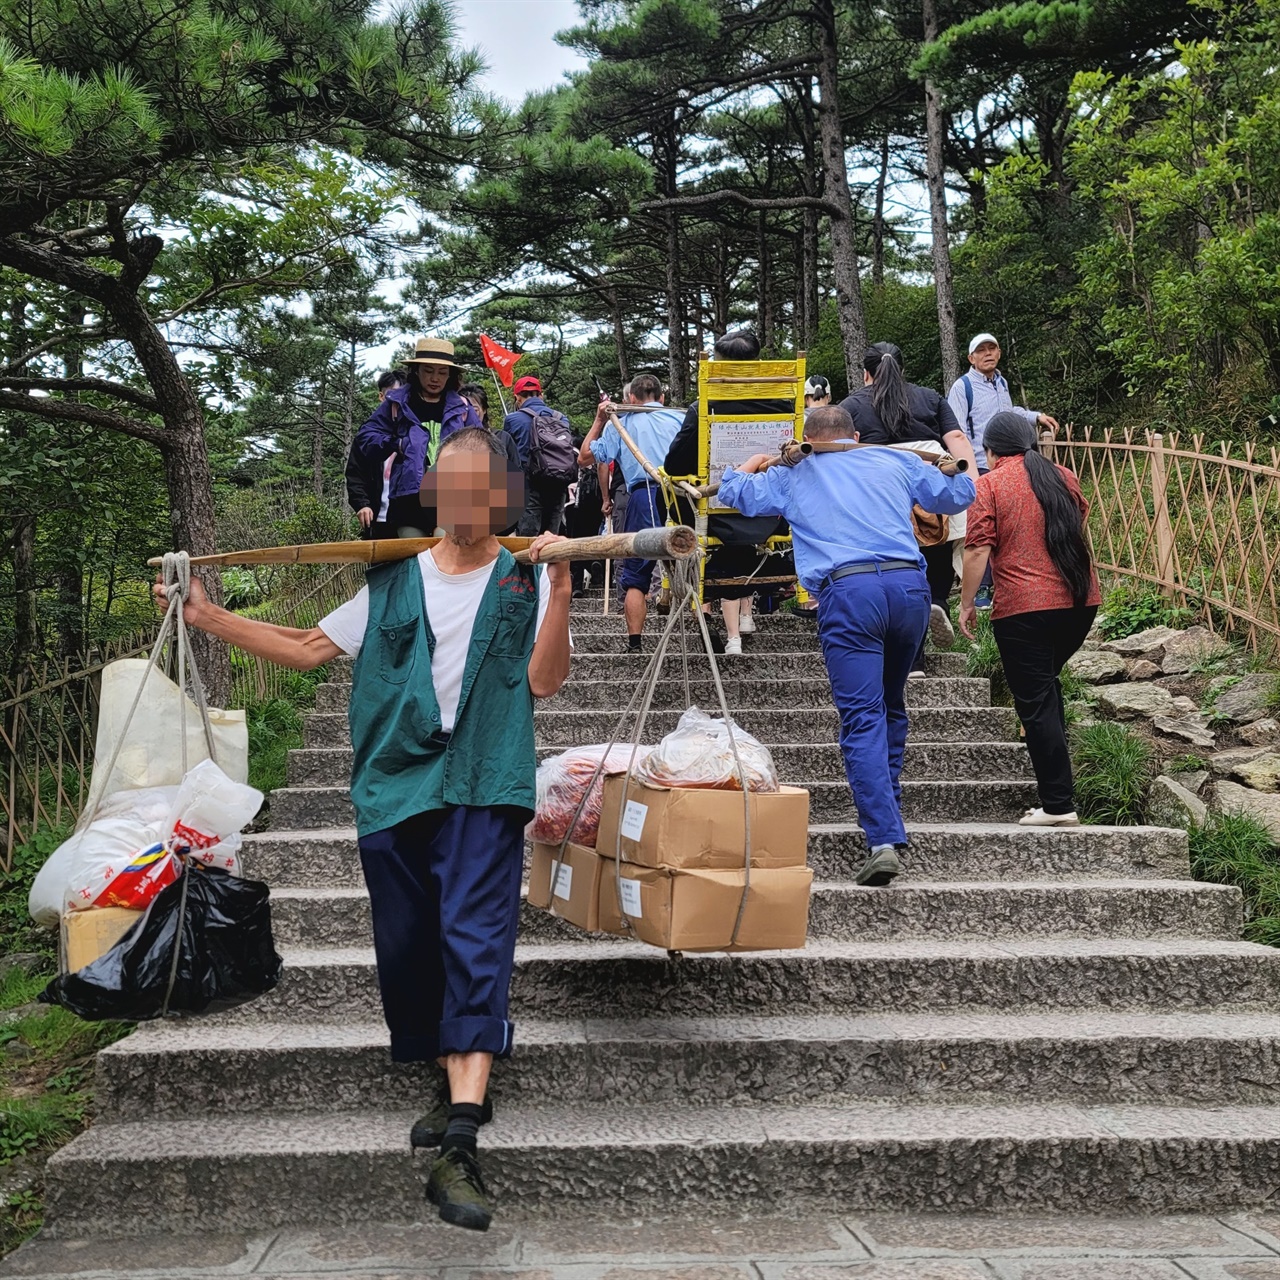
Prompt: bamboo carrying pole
<box><xmin>147</xmin><ymin>526</ymin><xmax>699</xmax><ymax>570</ymax></box>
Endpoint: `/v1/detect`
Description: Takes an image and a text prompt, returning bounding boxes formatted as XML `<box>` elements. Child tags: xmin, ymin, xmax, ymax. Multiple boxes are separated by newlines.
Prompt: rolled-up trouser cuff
<box><xmin>440</xmin><ymin>1015</ymin><xmax>514</xmax><ymax>1058</ymax></box>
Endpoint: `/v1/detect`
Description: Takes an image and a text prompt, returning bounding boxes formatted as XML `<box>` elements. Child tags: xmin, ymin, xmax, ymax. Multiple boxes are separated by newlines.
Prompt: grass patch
<box><xmin>242</xmin><ymin>664</ymin><xmax>328</xmax><ymax>796</ymax></box>
<box><xmin>1071</xmin><ymin>721</ymin><xmax>1155</xmax><ymax>825</ymax></box>
<box><xmin>1167</xmin><ymin>754</ymin><xmax>1208</xmax><ymax>774</ymax></box>
<box><xmin>1189</xmin><ymin>813</ymin><xmax>1280</xmax><ymax>946</ymax></box>
<box><xmin>1096</xmin><ymin>584</ymin><xmax>1193</xmax><ymax>641</ymax></box>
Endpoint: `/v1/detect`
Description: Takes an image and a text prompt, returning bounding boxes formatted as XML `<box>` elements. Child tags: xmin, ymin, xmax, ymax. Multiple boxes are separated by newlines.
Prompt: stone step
<box><xmin>265</xmin><ymin>778</ymin><xmax>1041</xmax><ymax>830</ymax></box>
<box><xmin>312</xmin><ymin>673</ymin><xmax>993</xmax><ymax>714</ymax></box>
<box><xmin>242</xmin><ymin>823</ymin><xmax>1191</xmax><ymax>889</ymax></box>
<box><xmin>93</xmin><ymin>1010</ymin><xmax>1280</xmax><ymax>1124</ymax></box>
<box><xmin>218</xmin><ymin>939</ymin><xmax>1280</xmax><ymax>1025</ymax></box>
<box><xmin>44</xmin><ymin>1100</ymin><xmax>1280</xmax><ymax>1236</ymax></box>
<box><xmin>303</xmin><ymin>705</ymin><xmax>1020</xmax><ymax>748</ymax></box>
<box><xmin>268</xmin><ymin>880</ymin><xmax>1240</xmax><ymax>950</ymax></box>
<box><xmin>283</xmin><ymin>741</ymin><xmax>1036</xmax><ymax>788</ymax></box>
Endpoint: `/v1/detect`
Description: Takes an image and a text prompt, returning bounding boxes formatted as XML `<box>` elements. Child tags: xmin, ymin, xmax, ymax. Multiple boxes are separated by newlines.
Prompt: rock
<box><xmin>1175</xmin><ymin>770</ymin><xmax>1210</xmax><ymax>794</ymax></box>
<box><xmin>0</xmin><ymin>952</ymin><xmax>46</xmax><ymax>982</ymax></box>
<box><xmin>1127</xmin><ymin>660</ymin><xmax>1161</xmax><ymax>680</ymax></box>
<box><xmin>1215</xmin><ymin>673</ymin><xmax>1279</xmax><ymax>724</ymax></box>
<box><xmin>1148</xmin><ymin>774</ymin><xmax>1208</xmax><ymax>829</ymax></box>
<box><xmin>1160</xmin><ymin>626</ymin><xmax>1232</xmax><ymax>674</ymax></box>
<box><xmin>1153</xmin><ymin>714</ymin><xmax>1216</xmax><ymax>750</ymax></box>
<box><xmin>1094</xmin><ymin>683</ymin><xmax>1178</xmax><ymax>719</ymax></box>
<box><xmin>1101</xmin><ymin>625</ymin><xmax>1182</xmax><ymax>661</ymax></box>
<box><xmin>0</xmin><ymin>1001</ymin><xmax>48</xmax><ymax>1027</ymax></box>
<box><xmin>1066</xmin><ymin>649</ymin><xmax>1127</xmax><ymax>684</ymax></box>
<box><xmin>1232</xmin><ymin>752</ymin><xmax>1280</xmax><ymax>793</ymax></box>
<box><xmin>1215</xmin><ymin>779</ymin><xmax>1280</xmax><ymax>841</ymax></box>
<box><xmin>1079</xmin><ymin>639</ymin><xmax>1104</xmax><ymax>651</ymax></box>
<box><xmin>1240</xmin><ymin>718</ymin><xmax>1280</xmax><ymax>747</ymax></box>
<box><xmin>1171</xmin><ymin>695</ymin><xmax>1199</xmax><ymax>714</ymax></box>
<box><xmin>1207</xmin><ymin>746</ymin><xmax>1273</xmax><ymax>777</ymax></box>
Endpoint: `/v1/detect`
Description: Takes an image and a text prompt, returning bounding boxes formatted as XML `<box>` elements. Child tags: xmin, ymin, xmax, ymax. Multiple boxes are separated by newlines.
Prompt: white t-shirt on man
<box><xmin>318</xmin><ymin>549</ymin><xmax>559</xmax><ymax>734</ymax></box>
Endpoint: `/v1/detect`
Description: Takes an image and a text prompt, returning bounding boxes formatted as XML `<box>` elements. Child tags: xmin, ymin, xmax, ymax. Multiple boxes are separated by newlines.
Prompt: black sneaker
<box><xmin>409</xmin><ymin>1089</ymin><xmax>494</xmax><ymax>1149</ymax></box>
<box><xmin>426</xmin><ymin>1147</ymin><xmax>493</xmax><ymax>1232</ymax></box>
<box><xmin>855</xmin><ymin>846</ymin><xmax>901</xmax><ymax>887</ymax></box>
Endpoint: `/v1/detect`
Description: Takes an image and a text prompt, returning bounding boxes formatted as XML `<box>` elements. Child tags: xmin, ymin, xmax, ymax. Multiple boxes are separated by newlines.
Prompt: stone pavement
<box><xmin>9</xmin><ymin>1211</ymin><xmax>1280</xmax><ymax>1279</ymax></box>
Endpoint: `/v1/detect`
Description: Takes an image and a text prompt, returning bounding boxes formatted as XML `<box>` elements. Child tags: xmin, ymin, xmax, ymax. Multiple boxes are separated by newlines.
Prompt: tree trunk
<box><xmin>923</xmin><ymin>0</ymin><xmax>960</xmax><ymax>390</ymax></box>
<box><xmin>803</xmin><ymin>206</ymin><xmax>819</xmax><ymax>347</ymax></box>
<box><xmin>312</xmin><ymin>366</ymin><xmax>327</xmax><ymax>501</ymax></box>
<box><xmin>6</xmin><ymin>294</ymin><xmax>37</xmax><ymax>675</ymax></box>
<box><xmin>610</xmin><ymin>294</ymin><xmax>629</xmax><ymax>385</ymax></box>
<box><xmin>872</xmin><ymin>132</ymin><xmax>890</xmax><ymax>289</ymax></box>
<box><xmin>814</xmin><ymin>0</ymin><xmax>866</xmax><ymax>381</ymax></box>
<box><xmin>756</xmin><ymin>211</ymin><xmax>770</xmax><ymax>349</ymax></box>
<box><xmin>56</xmin><ymin>304</ymin><xmax>87</xmax><ymax>659</ymax></box>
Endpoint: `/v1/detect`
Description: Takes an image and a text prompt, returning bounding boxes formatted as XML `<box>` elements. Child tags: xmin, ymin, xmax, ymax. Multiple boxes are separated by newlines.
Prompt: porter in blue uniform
<box><xmin>718</xmin><ymin>405</ymin><xmax>975</xmax><ymax>885</ymax></box>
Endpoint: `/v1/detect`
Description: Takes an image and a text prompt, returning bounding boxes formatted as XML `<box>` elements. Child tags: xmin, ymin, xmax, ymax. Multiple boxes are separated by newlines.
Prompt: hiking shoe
<box><xmin>426</xmin><ymin>1147</ymin><xmax>492</xmax><ymax>1232</ymax></box>
<box><xmin>410</xmin><ymin>1091</ymin><xmax>493</xmax><ymax>1150</ymax></box>
<box><xmin>1019</xmin><ymin>808</ymin><xmax>1080</xmax><ymax>828</ymax></box>
<box><xmin>855</xmin><ymin>846</ymin><xmax>901</xmax><ymax>887</ymax></box>
<box><xmin>929</xmin><ymin>604</ymin><xmax>955</xmax><ymax>648</ymax></box>
<box><xmin>974</xmin><ymin>585</ymin><xmax>994</xmax><ymax>610</ymax></box>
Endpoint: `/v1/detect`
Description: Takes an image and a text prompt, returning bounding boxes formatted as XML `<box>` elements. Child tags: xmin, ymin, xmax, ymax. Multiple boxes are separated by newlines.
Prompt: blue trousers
<box><xmin>618</xmin><ymin>481</ymin><xmax>664</xmax><ymax>594</ymax></box>
<box><xmin>358</xmin><ymin>805</ymin><xmax>525</xmax><ymax>1063</ymax></box>
<box><xmin>817</xmin><ymin>567</ymin><xmax>931</xmax><ymax>848</ymax></box>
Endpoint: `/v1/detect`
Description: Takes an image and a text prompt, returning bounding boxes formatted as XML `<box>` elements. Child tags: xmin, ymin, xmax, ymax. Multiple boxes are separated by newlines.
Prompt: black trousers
<box><xmin>992</xmin><ymin>605</ymin><xmax>1098</xmax><ymax>815</ymax></box>
<box><xmin>518</xmin><ymin>476</ymin><xmax>569</xmax><ymax>536</ymax></box>
<box><xmin>912</xmin><ymin>540</ymin><xmax>957</xmax><ymax>670</ymax></box>
<box><xmin>565</xmin><ymin>489</ymin><xmax>604</xmax><ymax>592</ymax></box>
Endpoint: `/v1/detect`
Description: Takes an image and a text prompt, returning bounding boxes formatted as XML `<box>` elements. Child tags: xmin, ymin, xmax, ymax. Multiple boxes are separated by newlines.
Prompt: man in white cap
<box><xmin>948</xmin><ymin>334</ymin><xmax>1059</xmax><ymax>606</ymax></box>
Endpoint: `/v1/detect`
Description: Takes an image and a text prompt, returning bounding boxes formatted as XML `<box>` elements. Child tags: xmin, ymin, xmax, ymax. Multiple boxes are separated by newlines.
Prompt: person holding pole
<box><xmin>157</xmin><ymin>428</ymin><xmax>572</xmax><ymax>1233</ymax></box>
<box><xmin>717</xmin><ymin>405</ymin><xmax>974</xmax><ymax>887</ymax></box>
<box><xmin>577</xmin><ymin>373</ymin><xmax>684</xmax><ymax>650</ymax></box>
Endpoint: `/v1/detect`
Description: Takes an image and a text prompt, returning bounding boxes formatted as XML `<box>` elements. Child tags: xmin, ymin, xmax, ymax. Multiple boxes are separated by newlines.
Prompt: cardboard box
<box><xmin>596</xmin><ymin>862</ymin><xmax>812</xmax><ymax>952</ymax></box>
<box><xmin>527</xmin><ymin>842</ymin><xmax>604</xmax><ymax>933</ymax></box>
<box><xmin>61</xmin><ymin>907</ymin><xmax>144</xmax><ymax>973</ymax></box>
<box><xmin>596</xmin><ymin>776</ymin><xmax>809</xmax><ymax>870</ymax></box>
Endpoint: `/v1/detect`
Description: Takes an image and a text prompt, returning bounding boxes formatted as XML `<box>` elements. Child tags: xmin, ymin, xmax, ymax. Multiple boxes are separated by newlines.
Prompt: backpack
<box><xmin>525</xmin><ymin>407</ymin><xmax>578</xmax><ymax>484</ymax></box>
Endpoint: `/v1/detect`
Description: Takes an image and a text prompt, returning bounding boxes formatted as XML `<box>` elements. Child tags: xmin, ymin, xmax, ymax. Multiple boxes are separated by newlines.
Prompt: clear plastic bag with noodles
<box><xmin>40</xmin><ymin>863</ymin><xmax>283</xmax><ymax>1021</ymax></box>
<box><xmin>532</xmin><ymin>745</ymin><xmax>649</xmax><ymax>847</ymax></box>
<box><xmin>634</xmin><ymin>706</ymin><xmax>779</xmax><ymax>793</ymax></box>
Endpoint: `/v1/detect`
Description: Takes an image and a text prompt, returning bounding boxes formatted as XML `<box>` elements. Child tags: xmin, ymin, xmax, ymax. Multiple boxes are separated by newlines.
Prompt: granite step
<box><xmin>265</xmin><ymin>778</ymin><xmax>1041</xmax><ymax>830</ymax></box>
<box><xmin>241</xmin><ymin>824</ymin><xmax>1191</xmax><ymax>889</ymax></box>
<box><xmin>44</xmin><ymin>1100</ymin><xmax>1280</xmax><ymax>1236</ymax></box>
<box><xmin>283</xmin><ymin>741</ymin><xmax>1036</xmax><ymax>788</ymax></box>
<box><xmin>219</xmin><ymin>939</ymin><xmax>1280</xmax><ymax>1024</ymax></box>
<box><xmin>312</xmin><ymin>674</ymin><xmax>994</xmax><ymax>714</ymax></box>
<box><xmin>94</xmin><ymin>1008</ymin><xmax>1280</xmax><ymax>1123</ymax></box>
<box><xmin>269</xmin><ymin>880</ymin><xmax>1240</xmax><ymax>950</ymax></box>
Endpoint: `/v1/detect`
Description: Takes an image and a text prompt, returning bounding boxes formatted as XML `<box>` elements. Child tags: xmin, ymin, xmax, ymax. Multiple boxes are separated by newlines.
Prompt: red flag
<box><xmin>479</xmin><ymin>334</ymin><xmax>521</xmax><ymax>387</ymax></box>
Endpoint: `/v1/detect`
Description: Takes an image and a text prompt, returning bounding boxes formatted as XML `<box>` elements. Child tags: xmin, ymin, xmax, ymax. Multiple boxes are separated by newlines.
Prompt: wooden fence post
<box><xmin>1039</xmin><ymin>428</ymin><xmax>1055</xmax><ymax>460</ymax></box>
<box><xmin>1149</xmin><ymin>432</ymin><xmax>1176</xmax><ymax>598</ymax></box>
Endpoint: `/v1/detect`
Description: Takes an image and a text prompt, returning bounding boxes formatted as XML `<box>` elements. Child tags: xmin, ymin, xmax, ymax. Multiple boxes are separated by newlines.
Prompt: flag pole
<box><xmin>487</xmin><ymin>367</ymin><xmax>510</xmax><ymax>417</ymax></box>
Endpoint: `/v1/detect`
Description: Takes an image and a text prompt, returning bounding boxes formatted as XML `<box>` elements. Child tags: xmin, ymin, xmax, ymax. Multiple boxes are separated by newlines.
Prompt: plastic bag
<box><xmin>84</xmin><ymin>659</ymin><xmax>249</xmax><ymax>812</ymax></box>
<box><xmin>532</xmin><ymin>745</ymin><xmax>649</xmax><ymax>847</ymax></box>
<box><xmin>634</xmin><ymin>706</ymin><xmax>779</xmax><ymax>793</ymax></box>
<box><xmin>40</xmin><ymin>864</ymin><xmax>283</xmax><ymax>1021</ymax></box>
<box><xmin>165</xmin><ymin>760</ymin><xmax>262</xmax><ymax>858</ymax></box>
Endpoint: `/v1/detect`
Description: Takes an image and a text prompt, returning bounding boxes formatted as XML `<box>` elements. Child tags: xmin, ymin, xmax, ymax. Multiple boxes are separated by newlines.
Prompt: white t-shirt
<box><xmin>318</xmin><ymin>550</ymin><xmax>558</xmax><ymax>734</ymax></box>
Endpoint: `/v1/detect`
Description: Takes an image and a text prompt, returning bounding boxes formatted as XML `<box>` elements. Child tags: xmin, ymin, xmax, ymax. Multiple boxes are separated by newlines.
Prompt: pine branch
<box><xmin>0</xmin><ymin>375</ymin><xmax>160</xmax><ymax>412</ymax></box>
<box><xmin>0</xmin><ymin>389</ymin><xmax>167</xmax><ymax>447</ymax></box>
<box><xmin>636</xmin><ymin>190</ymin><xmax>841</xmax><ymax>215</ymax></box>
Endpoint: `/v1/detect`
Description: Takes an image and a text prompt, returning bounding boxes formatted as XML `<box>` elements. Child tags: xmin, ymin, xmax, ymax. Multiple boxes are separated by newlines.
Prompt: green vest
<box><xmin>347</xmin><ymin>549</ymin><xmax>540</xmax><ymax>837</ymax></box>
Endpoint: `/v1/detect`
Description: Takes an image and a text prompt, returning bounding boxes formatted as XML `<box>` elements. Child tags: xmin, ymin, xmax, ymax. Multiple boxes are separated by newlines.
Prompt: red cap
<box><xmin>513</xmin><ymin>375</ymin><xmax>541</xmax><ymax>395</ymax></box>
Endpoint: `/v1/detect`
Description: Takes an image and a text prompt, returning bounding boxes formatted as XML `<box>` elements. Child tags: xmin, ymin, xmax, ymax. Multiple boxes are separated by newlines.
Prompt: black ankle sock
<box><xmin>441</xmin><ymin>1102</ymin><xmax>484</xmax><ymax>1157</ymax></box>
<box><xmin>628</xmin><ymin>634</ymin><xmax>642</xmax><ymax>651</ymax></box>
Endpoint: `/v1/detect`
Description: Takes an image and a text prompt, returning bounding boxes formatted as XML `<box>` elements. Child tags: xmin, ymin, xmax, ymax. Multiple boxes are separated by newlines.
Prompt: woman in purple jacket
<box><xmin>356</xmin><ymin>337</ymin><xmax>483</xmax><ymax>537</ymax></box>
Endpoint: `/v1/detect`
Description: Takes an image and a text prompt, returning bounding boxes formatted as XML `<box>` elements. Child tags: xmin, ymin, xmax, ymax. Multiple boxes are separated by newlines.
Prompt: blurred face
<box><xmin>969</xmin><ymin>341</ymin><xmax>1001</xmax><ymax>376</ymax></box>
<box><xmin>414</xmin><ymin>363</ymin><xmax>451</xmax><ymax>399</ymax></box>
<box><xmin>420</xmin><ymin>448</ymin><xmax>524</xmax><ymax>543</ymax></box>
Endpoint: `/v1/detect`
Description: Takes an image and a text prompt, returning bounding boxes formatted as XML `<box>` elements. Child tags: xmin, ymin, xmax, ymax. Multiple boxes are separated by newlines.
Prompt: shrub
<box><xmin>1070</xmin><ymin>721</ymin><xmax>1155</xmax><ymax>824</ymax></box>
<box><xmin>1097</xmin><ymin>585</ymin><xmax>1193</xmax><ymax>640</ymax></box>
<box><xmin>1189</xmin><ymin>814</ymin><xmax>1280</xmax><ymax>946</ymax></box>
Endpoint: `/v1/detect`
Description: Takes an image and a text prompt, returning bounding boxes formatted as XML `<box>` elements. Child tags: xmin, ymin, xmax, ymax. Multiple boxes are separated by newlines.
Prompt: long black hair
<box><xmin>984</xmin><ymin>412</ymin><xmax>1093</xmax><ymax>606</ymax></box>
<box><xmin>862</xmin><ymin>342</ymin><xmax>910</xmax><ymax>441</ymax></box>
<box><xmin>459</xmin><ymin>382</ymin><xmax>491</xmax><ymax>428</ymax></box>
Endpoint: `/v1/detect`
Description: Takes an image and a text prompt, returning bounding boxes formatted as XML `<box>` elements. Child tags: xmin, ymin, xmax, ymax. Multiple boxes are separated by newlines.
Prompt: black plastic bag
<box><xmin>41</xmin><ymin>864</ymin><xmax>283</xmax><ymax>1021</ymax></box>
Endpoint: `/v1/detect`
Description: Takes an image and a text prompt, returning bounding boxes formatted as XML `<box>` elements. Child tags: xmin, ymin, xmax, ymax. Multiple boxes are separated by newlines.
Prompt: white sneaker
<box><xmin>1018</xmin><ymin>808</ymin><xmax>1080</xmax><ymax>827</ymax></box>
<box><xmin>724</xmin><ymin>637</ymin><xmax>743</xmax><ymax>656</ymax></box>
<box><xmin>739</xmin><ymin>614</ymin><xmax>757</xmax><ymax>635</ymax></box>
<box><xmin>929</xmin><ymin>604</ymin><xmax>955</xmax><ymax>648</ymax></box>
<box><xmin>907</xmin><ymin>669</ymin><xmax>926</xmax><ymax>680</ymax></box>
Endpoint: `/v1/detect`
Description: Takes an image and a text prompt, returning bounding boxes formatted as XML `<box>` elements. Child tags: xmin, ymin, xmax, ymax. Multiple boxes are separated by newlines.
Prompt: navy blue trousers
<box><xmin>358</xmin><ymin>805</ymin><xmax>526</xmax><ymax>1063</ymax></box>
<box><xmin>618</xmin><ymin>481</ymin><xmax>664</xmax><ymax>595</ymax></box>
<box><xmin>817</xmin><ymin>567</ymin><xmax>931</xmax><ymax>849</ymax></box>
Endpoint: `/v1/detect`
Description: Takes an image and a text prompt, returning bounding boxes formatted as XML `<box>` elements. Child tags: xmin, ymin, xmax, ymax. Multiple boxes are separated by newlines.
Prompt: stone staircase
<box><xmin>39</xmin><ymin>594</ymin><xmax>1280</xmax><ymax>1237</ymax></box>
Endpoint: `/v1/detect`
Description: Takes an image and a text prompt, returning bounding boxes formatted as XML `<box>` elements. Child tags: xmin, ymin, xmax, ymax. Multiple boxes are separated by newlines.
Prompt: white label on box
<box><xmin>620</xmin><ymin>800</ymin><xmax>649</xmax><ymax>841</ymax></box>
<box><xmin>552</xmin><ymin>862</ymin><xmax>573</xmax><ymax>900</ymax></box>
<box><xmin>619</xmin><ymin>878</ymin><xmax>643</xmax><ymax>918</ymax></box>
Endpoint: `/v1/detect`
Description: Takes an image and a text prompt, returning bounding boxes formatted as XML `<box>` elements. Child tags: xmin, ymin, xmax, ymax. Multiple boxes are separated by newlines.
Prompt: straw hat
<box><xmin>404</xmin><ymin>337</ymin><xmax>464</xmax><ymax>368</ymax></box>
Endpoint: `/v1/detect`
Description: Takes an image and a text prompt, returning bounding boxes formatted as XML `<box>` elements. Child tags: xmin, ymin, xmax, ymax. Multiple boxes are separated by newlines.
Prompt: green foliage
<box><xmin>1070</xmin><ymin>721</ymin><xmax>1155</xmax><ymax>824</ymax></box>
<box><xmin>1189</xmin><ymin>813</ymin><xmax>1280</xmax><ymax>946</ymax></box>
<box><xmin>0</xmin><ymin>826</ymin><xmax>67</xmax><ymax>964</ymax></box>
<box><xmin>243</xmin><ymin>668</ymin><xmax>326</xmax><ymax>795</ymax></box>
<box><xmin>1097</xmin><ymin>585</ymin><xmax>1193</xmax><ymax>640</ymax></box>
<box><xmin>1167</xmin><ymin>754</ymin><xmax>1208</xmax><ymax>774</ymax></box>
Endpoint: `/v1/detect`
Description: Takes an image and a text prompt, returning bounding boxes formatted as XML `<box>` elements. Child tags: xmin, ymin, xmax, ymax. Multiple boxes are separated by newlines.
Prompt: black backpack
<box><xmin>525</xmin><ymin>407</ymin><xmax>578</xmax><ymax>484</ymax></box>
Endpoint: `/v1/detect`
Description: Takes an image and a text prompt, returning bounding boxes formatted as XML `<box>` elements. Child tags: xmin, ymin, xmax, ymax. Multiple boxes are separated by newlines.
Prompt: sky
<box><xmin>451</xmin><ymin>0</ymin><xmax>588</xmax><ymax>103</ymax></box>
